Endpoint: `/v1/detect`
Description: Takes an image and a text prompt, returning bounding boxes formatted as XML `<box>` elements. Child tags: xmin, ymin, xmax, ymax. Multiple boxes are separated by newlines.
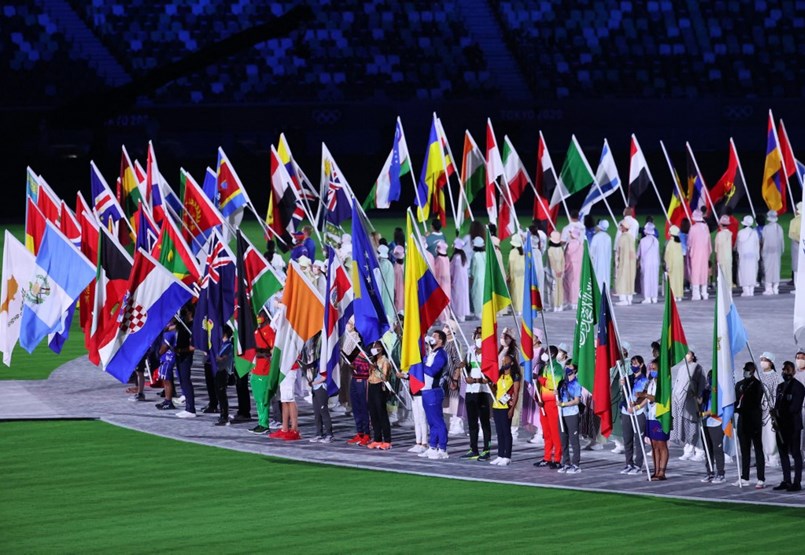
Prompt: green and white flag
<box><xmin>573</xmin><ymin>241</ymin><xmax>601</xmax><ymax>391</ymax></box>
<box><xmin>551</xmin><ymin>134</ymin><xmax>597</xmax><ymax>209</ymax></box>
<box><xmin>364</xmin><ymin>117</ymin><xmax>412</xmax><ymax>210</ymax></box>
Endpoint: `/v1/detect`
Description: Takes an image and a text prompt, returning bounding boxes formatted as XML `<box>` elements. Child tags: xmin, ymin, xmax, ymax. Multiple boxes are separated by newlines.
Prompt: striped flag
<box><xmin>90</xmin><ymin>161</ymin><xmax>125</xmax><ymax>231</ymax></box>
<box><xmin>627</xmin><ymin>134</ymin><xmax>654</xmax><ymax>208</ymax></box>
<box><xmin>485</xmin><ymin>118</ymin><xmax>503</xmax><ymax>224</ymax></box>
<box><xmin>416</xmin><ymin>114</ymin><xmax>447</xmax><ymax>225</ymax></box>
<box><xmin>712</xmin><ymin>267</ymin><xmax>745</xmax><ymax>436</ymax></box>
<box><xmin>500</xmin><ymin>135</ymin><xmax>530</xmax><ymax>239</ymax></box>
<box><xmin>321</xmin><ymin>247</ymin><xmax>354</xmax><ymax>396</ymax></box>
<box><xmin>658</xmin><ymin>279</ymin><xmax>688</xmax><ymax>434</ymax></box>
<box><xmin>364</xmin><ymin>117</ymin><xmax>412</xmax><ymax>210</ymax></box>
<box><xmin>481</xmin><ymin>229</ymin><xmax>511</xmax><ymax>383</ymax></box>
<box><xmin>551</xmin><ymin>135</ymin><xmax>596</xmax><ymax>209</ymax></box>
<box><xmin>457</xmin><ymin>130</ymin><xmax>485</xmax><ymax>231</ymax></box>
<box><xmin>533</xmin><ymin>131</ymin><xmax>560</xmax><ymax>228</ymax></box>
<box><xmin>580</xmin><ymin>139</ymin><xmax>621</xmax><ymax>216</ymax></box>
<box><xmin>520</xmin><ymin>231</ymin><xmax>543</xmax><ymax>382</ymax></box>
<box><xmin>762</xmin><ymin>110</ymin><xmax>787</xmax><ymax>213</ymax></box>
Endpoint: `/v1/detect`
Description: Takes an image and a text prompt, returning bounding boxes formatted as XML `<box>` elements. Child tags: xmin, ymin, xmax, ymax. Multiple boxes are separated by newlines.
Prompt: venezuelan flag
<box><xmin>481</xmin><ymin>229</ymin><xmax>511</xmax><ymax>383</ymax></box>
<box><xmin>416</xmin><ymin>116</ymin><xmax>447</xmax><ymax>224</ymax></box>
<box><xmin>401</xmin><ymin>211</ymin><xmax>449</xmax><ymax>393</ymax></box>
<box><xmin>762</xmin><ymin>111</ymin><xmax>787</xmax><ymax>213</ymax></box>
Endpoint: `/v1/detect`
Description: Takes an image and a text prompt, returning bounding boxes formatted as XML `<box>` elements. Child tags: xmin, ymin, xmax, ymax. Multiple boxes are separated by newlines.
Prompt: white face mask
<box><xmin>797</xmin><ymin>359</ymin><xmax>805</xmax><ymax>370</ymax></box>
<box><xmin>500</xmin><ymin>337</ymin><xmax>507</xmax><ymax>347</ymax></box>
<box><xmin>371</xmin><ymin>348</ymin><xmax>380</xmax><ymax>356</ymax></box>
<box><xmin>760</xmin><ymin>360</ymin><xmax>771</xmax><ymax>371</ymax></box>
<box><xmin>556</xmin><ymin>353</ymin><xmax>567</xmax><ymax>363</ymax></box>
<box><xmin>475</xmin><ymin>338</ymin><xmax>482</xmax><ymax>349</ymax></box>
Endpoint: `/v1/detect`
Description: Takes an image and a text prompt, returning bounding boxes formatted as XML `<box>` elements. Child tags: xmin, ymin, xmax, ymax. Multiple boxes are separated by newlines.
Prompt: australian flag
<box><xmin>350</xmin><ymin>203</ymin><xmax>389</xmax><ymax>344</ymax></box>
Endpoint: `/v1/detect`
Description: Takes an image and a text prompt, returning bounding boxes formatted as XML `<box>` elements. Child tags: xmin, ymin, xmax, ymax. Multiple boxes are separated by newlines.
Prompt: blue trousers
<box><xmin>350</xmin><ymin>378</ymin><xmax>370</xmax><ymax>434</ymax></box>
<box><xmin>422</xmin><ymin>388</ymin><xmax>447</xmax><ymax>450</ymax></box>
<box><xmin>176</xmin><ymin>354</ymin><xmax>195</xmax><ymax>414</ymax></box>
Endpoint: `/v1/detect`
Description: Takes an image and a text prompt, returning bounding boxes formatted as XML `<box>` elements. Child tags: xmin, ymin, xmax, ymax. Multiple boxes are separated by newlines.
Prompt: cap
<box><xmin>436</xmin><ymin>240</ymin><xmax>448</xmax><ymax>255</ymax></box>
<box><xmin>377</xmin><ymin>244</ymin><xmax>389</xmax><ymax>259</ymax></box>
<box><xmin>692</xmin><ymin>209</ymin><xmax>704</xmax><ymax>222</ymax></box>
<box><xmin>472</xmin><ymin>236</ymin><xmax>484</xmax><ymax>247</ymax></box>
<box><xmin>298</xmin><ymin>256</ymin><xmax>311</xmax><ymax>268</ymax></box>
<box><xmin>510</xmin><ymin>234</ymin><xmax>523</xmax><ymax>248</ymax></box>
<box><xmin>644</xmin><ymin>222</ymin><xmax>655</xmax><ymax>233</ymax></box>
<box><xmin>453</xmin><ymin>238</ymin><xmax>465</xmax><ymax>249</ymax></box>
<box><xmin>741</xmin><ymin>215</ymin><xmax>754</xmax><ymax>227</ymax></box>
<box><xmin>719</xmin><ymin>215</ymin><xmax>731</xmax><ymax>225</ymax></box>
<box><xmin>669</xmin><ymin>225</ymin><xmax>680</xmax><ymax>237</ymax></box>
<box><xmin>597</xmin><ymin>220</ymin><xmax>610</xmax><ymax>232</ymax></box>
<box><xmin>760</xmin><ymin>351</ymin><xmax>775</xmax><ymax>364</ymax></box>
<box><xmin>622</xmin><ymin>341</ymin><xmax>632</xmax><ymax>353</ymax></box>
<box><xmin>797</xmin><ymin>347</ymin><xmax>805</xmax><ymax>356</ymax></box>
<box><xmin>501</xmin><ymin>327</ymin><xmax>516</xmax><ymax>339</ymax></box>
<box><xmin>550</xmin><ymin>231</ymin><xmax>561</xmax><ymax>243</ymax></box>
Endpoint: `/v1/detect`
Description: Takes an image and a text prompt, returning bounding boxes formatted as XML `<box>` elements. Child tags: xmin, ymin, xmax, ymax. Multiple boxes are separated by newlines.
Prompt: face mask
<box><xmin>556</xmin><ymin>354</ymin><xmax>567</xmax><ymax>363</ymax></box>
<box><xmin>631</xmin><ymin>365</ymin><xmax>641</xmax><ymax>374</ymax></box>
<box><xmin>540</xmin><ymin>352</ymin><xmax>550</xmax><ymax>363</ymax></box>
<box><xmin>649</xmin><ymin>370</ymin><xmax>657</xmax><ymax>379</ymax></box>
<box><xmin>475</xmin><ymin>338</ymin><xmax>482</xmax><ymax>349</ymax></box>
<box><xmin>760</xmin><ymin>361</ymin><xmax>771</xmax><ymax>371</ymax></box>
<box><xmin>783</xmin><ymin>373</ymin><xmax>793</xmax><ymax>382</ymax></box>
<box><xmin>500</xmin><ymin>337</ymin><xmax>508</xmax><ymax>347</ymax></box>
<box><xmin>743</xmin><ymin>371</ymin><xmax>753</xmax><ymax>379</ymax></box>
<box><xmin>797</xmin><ymin>359</ymin><xmax>805</xmax><ymax>370</ymax></box>
<box><xmin>371</xmin><ymin>348</ymin><xmax>380</xmax><ymax>356</ymax></box>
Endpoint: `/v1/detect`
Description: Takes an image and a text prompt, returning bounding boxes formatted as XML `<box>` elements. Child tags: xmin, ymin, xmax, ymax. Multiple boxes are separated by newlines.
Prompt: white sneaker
<box><xmin>620</xmin><ymin>465</ymin><xmax>632</xmax><ymax>474</ymax></box>
<box><xmin>408</xmin><ymin>444</ymin><xmax>426</xmax><ymax>454</ymax></box>
<box><xmin>627</xmin><ymin>466</ymin><xmax>642</xmax><ymax>475</ymax></box>
<box><xmin>430</xmin><ymin>448</ymin><xmax>448</xmax><ymax>460</ymax></box>
<box><xmin>611</xmin><ymin>444</ymin><xmax>624</xmax><ymax>454</ymax></box>
<box><xmin>490</xmin><ymin>456</ymin><xmax>502</xmax><ymax>465</ymax></box>
<box><xmin>566</xmin><ymin>464</ymin><xmax>581</xmax><ymax>474</ymax></box>
<box><xmin>724</xmin><ymin>454</ymin><xmax>733</xmax><ymax>464</ymax></box>
<box><xmin>767</xmin><ymin>456</ymin><xmax>781</xmax><ymax>468</ymax></box>
<box><xmin>498</xmin><ymin>457</ymin><xmax>511</xmax><ymax>466</ymax></box>
<box><xmin>268</xmin><ymin>420</ymin><xmax>282</xmax><ymax>430</ymax></box>
<box><xmin>651</xmin><ymin>298</ymin><xmax>658</xmax><ymax>304</ymax></box>
<box><xmin>176</xmin><ymin>410</ymin><xmax>197</xmax><ymax>419</ymax></box>
<box><xmin>309</xmin><ymin>436</ymin><xmax>323</xmax><ymax>443</ymax></box>
<box><xmin>175</xmin><ymin>395</ymin><xmax>186</xmax><ymax>405</ymax></box>
<box><xmin>755</xmin><ymin>480</ymin><xmax>765</xmax><ymax>489</ymax></box>
<box><xmin>557</xmin><ymin>465</ymin><xmax>569</xmax><ymax>473</ymax></box>
<box><xmin>732</xmin><ymin>478</ymin><xmax>751</xmax><ymax>487</ymax></box>
<box><xmin>419</xmin><ymin>447</ymin><xmax>436</xmax><ymax>458</ymax></box>
<box><xmin>690</xmin><ymin>452</ymin><xmax>706</xmax><ymax>462</ymax></box>
<box><xmin>641</xmin><ymin>298</ymin><xmax>652</xmax><ymax>304</ymax></box>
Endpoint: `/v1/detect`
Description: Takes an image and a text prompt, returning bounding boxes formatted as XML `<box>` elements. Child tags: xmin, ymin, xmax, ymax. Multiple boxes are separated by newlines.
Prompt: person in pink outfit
<box><xmin>687</xmin><ymin>210</ymin><xmax>712</xmax><ymax>300</ymax></box>
<box><xmin>563</xmin><ymin>227</ymin><xmax>583</xmax><ymax>309</ymax></box>
<box><xmin>433</xmin><ymin>240</ymin><xmax>452</xmax><ymax>324</ymax></box>
<box><xmin>393</xmin><ymin>245</ymin><xmax>405</xmax><ymax>313</ymax></box>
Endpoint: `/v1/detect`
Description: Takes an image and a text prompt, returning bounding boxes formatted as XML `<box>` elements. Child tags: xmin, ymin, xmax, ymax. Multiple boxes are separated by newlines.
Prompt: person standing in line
<box><xmin>788</xmin><ymin>202</ymin><xmax>801</xmax><ymax>289</ymax></box>
<box><xmin>665</xmin><ymin>226</ymin><xmax>684</xmax><ymax>301</ymax></box>
<box><xmin>508</xmin><ymin>234</ymin><xmax>526</xmax><ymax>315</ymax></box>
<box><xmin>249</xmin><ymin>315</ymin><xmax>274</xmax><ymax>435</ymax></box>
<box><xmin>449</xmin><ymin>239</ymin><xmax>469</xmax><ymax>322</ymax></box>
<box><xmin>155</xmin><ymin>320</ymin><xmax>178</xmax><ymax>411</ymax></box>
<box><xmin>639</xmin><ymin>358</ymin><xmax>670</xmax><ymax>481</ymax></box>
<box><xmin>590</xmin><ymin>220</ymin><xmax>613</xmax><ymax>292</ymax></box>
<box><xmin>700</xmin><ymin>370</ymin><xmax>726</xmax><ymax>484</ymax></box>
<box><xmin>174</xmin><ymin>304</ymin><xmax>197</xmax><ymax>419</ymax></box>
<box><xmin>773</xmin><ymin>360</ymin><xmax>805</xmax><ymax>492</ymax></box>
<box><xmin>637</xmin><ymin>223</ymin><xmax>660</xmax><ymax>304</ymax></box>
<box><xmin>614</xmin><ymin>220</ymin><xmax>637</xmax><ymax>305</ymax></box>
<box><xmin>444</xmin><ymin>321</ymin><xmax>464</xmax><ymax>437</ymax></box>
<box><xmin>534</xmin><ymin>345</ymin><xmax>563</xmax><ymax>469</ymax></box>
<box><xmin>761</xmin><ymin>210</ymin><xmax>785</xmax><ymax>295</ymax></box>
<box><xmin>557</xmin><ymin>363</ymin><xmax>583</xmax><ymax>474</ymax></box>
<box><xmin>459</xmin><ymin>327</ymin><xmax>492</xmax><ymax>461</ymax></box>
<box><xmin>425</xmin><ymin>218</ymin><xmax>446</xmax><ymax>255</ymax></box>
<box><xmin>547</xmin><ymin>232</ymin><xmax>565</xmax><ymax>312</ymax></box>
<box><xmin>687</xmin><ymin>210</ymin><xmax>712</xmax><ymax>300</ymax></box>
<box><xmin>419</xmin><ymin>331</ymin><xmax>450</xmax><ymax>460</ymax></box>
<box><xmin>344</xmin><ymin>341</ymin><xmax>372</xmax><ymax>447</ymax></box>
<box><xmin>393</xmin><ymin>245</ymin><xmax>405</xmax><ymax>313</ymax></box>
<box><xmin>619</xmin><ymin>358</ymin><xmax>648</xmax><ymax>475</ymax></box>
<box><xmin>563</xmin><ymin>227</ymin><xmax>583</xmax><ymax>310</ymax></box>
<box><xmin>468</xmin><ymin>236</ymin><xmax>486</xmax><ymax>319</ymax></box>
<box><xmin>489</xmin><ymin>346</ymin><xmax>521</xmax><ymax>466</ymax></box>
<box><xmin>734</xmin><ymin>362</ymin><xmax>766</xmax><ymax>488</ymax></box>
<box><xmin>366</xmin><ymin>341</ymin><xmax>392</xmax><ymax>450</ymax></box>
<box><xmin>672</xmin><ymin>351</ymin><xmax>706</xmax><ymax>462</ymax></box>
<box><xmin>377</xmin><ymin>244</ymin><xmax>396</xmax><ymax>322</ymax></box>
<box><xmin>758</xmin><ymin>352</ymin><xmax>782</xmax><ymax>468</ymax></box>
<box><xmin>714</xmin><ymin>216</ymin><xmax>734</xmax><ymax>290</ymax></box>
<box><xmin>736</xmin><ymin>216</ymin><xmax>760</xmax><ymax>297</ymax></box>
<box><xmin>213</xmin><ymin>326</ymin><xmax>235</xmax><ymax>427</ymax></box>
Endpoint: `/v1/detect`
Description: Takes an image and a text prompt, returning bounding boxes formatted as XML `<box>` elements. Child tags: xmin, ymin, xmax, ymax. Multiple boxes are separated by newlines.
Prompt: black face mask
<box><xmin>783</xmin><ymin>373</ymin><xmax>793</xmax><ymax>382</ymax></box>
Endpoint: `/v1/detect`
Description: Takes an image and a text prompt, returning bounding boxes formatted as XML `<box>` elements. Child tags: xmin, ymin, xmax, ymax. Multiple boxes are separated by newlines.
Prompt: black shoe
<box><xmin>159</xmin><ymin>390</ymin><xmax>165</xmax><ymax>398</ymax></box>
<box><xmin>773</xmin><ymin>481</ymin><xmax>791</xmax><ymax>491</ymax></box>
<box><xmin>787</xmin><ymin>483</ymin><xmax>802</xmax><ymax>492</ymax></box>
<box><xmin>214</xmin><ymin>417</ymin><xmax>230</xmax><ymax>427</ymax></box>
<box><xmin>249</xmin><ymin>425</ymin><xmax>269</xmax><ymax>434</ymax></box>
<box><xmin>549</xmin><ymin>462</ymin><xmax>562</xmax><ymax>469</ymax></box>
<box><xmin>477</xmin><ymin>450</ymin><xmax>491</xmax><ymax>461</ymax></box>
<box><xmin>534</xmin><ymin>459</ymin><xmax>550</xmax><ymax>468</ymax></box>
<box><xmin>202</xmin><ymin>405</ymin><xmax>219</xmax><ymax>414</ymax></box>
<box><xmin>231</xmin><ymin>414</ymin><xmax>252</xmax><ymax>424</ymax></box>
<box><xmin>155</xmin><ymin>401</ymin><xmax>176</xmax><ymax>410</ymax></box>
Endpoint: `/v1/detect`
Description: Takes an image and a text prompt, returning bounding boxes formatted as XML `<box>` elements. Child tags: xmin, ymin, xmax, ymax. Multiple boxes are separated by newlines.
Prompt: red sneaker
<box><xmin>358</xmin><ymin>434</ymin><xmax>372</xmax><ymax>446</ymax></box>
<box><xmin>367</xmin><ymin>441</ymin><xmax>381</xmax><ymax>449</ymax></box>
<box><xmin>268</xmin><ymin>429</ymin><xmax>288</xmax><ymax>439</ymax></box>
<box><xmin>346</xmin><ymin>434</ymin><xmax>363</xmax><ymax>444</ymax></box>
<box><xmin>283</xmin><ymin>430</ymin><xmax>301</xmax><ymax>441</ymax></box>
<box><xmin>378</xmin><ymin>442</ymin><xmax>392</xmax><ymax>450</ymax></box>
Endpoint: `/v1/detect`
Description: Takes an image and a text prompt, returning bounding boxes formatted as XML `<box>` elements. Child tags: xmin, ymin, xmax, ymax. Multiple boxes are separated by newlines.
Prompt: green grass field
<box><xmin>0</xmin><ymin>420</ymin><xmax>803</xmax><ymax>553</ymax></box>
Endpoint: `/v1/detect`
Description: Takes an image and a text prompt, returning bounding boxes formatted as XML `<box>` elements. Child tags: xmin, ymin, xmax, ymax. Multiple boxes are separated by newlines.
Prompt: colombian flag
<box><xmin>481</xmin><ymin>229</ymin><xmax>511</xmax><ymax>383</ymax></box>
<box><xmin>657</xmin><ymin>279</ymin><xmax>688</xmax><ymax>434</ymax></box>
<box><xmin>762</xmin><ymin>110</ymin><xmax>787</xmax><ymax>214</ymax></box>
<box><xmin>400</xmin><ymin>211</ymin><xmax>449</xmax><ymax>393</ymax></box>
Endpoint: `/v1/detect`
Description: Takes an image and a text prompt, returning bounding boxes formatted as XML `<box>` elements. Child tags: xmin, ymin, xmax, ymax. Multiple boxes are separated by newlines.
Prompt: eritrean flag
<box><xmin>658</xmin><ymin>279</ymin><xmax>688</xmax><ymax>434</ymax></box>
<box><xmin>401</xmin><ymin>211</ymin><xmax>449</xmax><ymax>393</ymax></box>
<box><xmin>481</xmin><ymin>229</ymin><xmax>511</xmax><ymax>383</ymax></box>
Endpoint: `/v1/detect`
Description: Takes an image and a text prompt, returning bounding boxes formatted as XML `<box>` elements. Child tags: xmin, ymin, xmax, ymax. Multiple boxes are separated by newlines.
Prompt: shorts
<box><xmin>280</xmin><ymin>369</ymin><xmax>298</xmax><ymax>403</ymax></box>
<box><xmin>647</xmin><ymin>419</ymin><xmax>670</xmax><ymax>441</ymax></box>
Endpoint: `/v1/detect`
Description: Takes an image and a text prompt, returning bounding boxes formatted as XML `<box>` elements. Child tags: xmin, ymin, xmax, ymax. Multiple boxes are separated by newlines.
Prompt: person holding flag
<box><xmin>734</xmin><ymin>361</ymin><xmax>766</xmax><ymax>488</ymax></box>
<box><xmin>773</xmin><ymin>360</ymin><xmax>805</xmax><ymax>492</ymax></box>
<box><xmin>534</xmin><ymin>345</ymin><xmax>564</xmax><ymax>469</ymax></box>
<box><xmin>639</xmin><ymin>358</ymin><xmax>670</xmax><ymax>480</ymax></box>
<box><xmin>459</xmin><ymin>327</ymin><xmax>492</xmax><ymax>461</ymax></box>
<box><xmin>700</xmin><ymin>370</ymin><xmax>727</xmax><ymax>484</ymax></box>
<box><xmin>557</xmin><ymin>363</ymin><xmax>583</xmax><ymax>474</ymax></box>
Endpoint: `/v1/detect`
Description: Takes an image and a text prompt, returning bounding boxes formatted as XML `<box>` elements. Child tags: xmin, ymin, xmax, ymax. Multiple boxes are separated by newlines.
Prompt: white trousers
<box><xmin>413</xmin><ymin>395</ymin><xmax>429</xmax><ymax>444</ymax></box>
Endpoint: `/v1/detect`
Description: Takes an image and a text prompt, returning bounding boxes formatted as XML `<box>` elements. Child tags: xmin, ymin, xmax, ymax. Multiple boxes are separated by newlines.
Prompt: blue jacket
<box><xmin>423</xmin><ymin>348</ymin><xmax>448</xmax><ymax>389</ymax></box>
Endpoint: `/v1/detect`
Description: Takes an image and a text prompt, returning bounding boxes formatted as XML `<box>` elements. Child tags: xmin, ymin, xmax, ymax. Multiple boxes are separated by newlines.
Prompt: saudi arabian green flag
<box><xmin>657</xmin><ymin>279</ymin><xmax>688</xmax><ymax>434</ymax></box>
<box><xmin>551</xmin><ymin>134</ymin><xmax>596</xmax><ymax>208</ymax></box>
<box><xmin>572</xmin><ymin>241</ymin><xmax>601</xmax><ymax>392</ymax></box>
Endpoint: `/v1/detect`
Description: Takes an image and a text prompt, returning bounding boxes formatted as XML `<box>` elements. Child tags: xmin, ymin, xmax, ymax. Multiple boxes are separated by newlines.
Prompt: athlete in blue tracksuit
<box><xmin>422</xmin><ymin>330</ymin><xmax>449</xmax><ymax>457</ymax></box>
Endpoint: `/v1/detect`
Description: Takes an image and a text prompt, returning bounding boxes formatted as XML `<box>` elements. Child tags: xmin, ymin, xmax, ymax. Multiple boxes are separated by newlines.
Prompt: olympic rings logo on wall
<box><xmin>312</xmin><ymin>109</ymin><xmax>342</xmax><ymax>125</ymax></box>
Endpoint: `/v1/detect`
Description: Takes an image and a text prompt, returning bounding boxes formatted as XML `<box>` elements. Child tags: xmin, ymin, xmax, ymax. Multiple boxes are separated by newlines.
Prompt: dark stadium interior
<box><xmin>1</xmin><ymin>0</ymin><xmax>803</xmax><ymax>222</ymax></box>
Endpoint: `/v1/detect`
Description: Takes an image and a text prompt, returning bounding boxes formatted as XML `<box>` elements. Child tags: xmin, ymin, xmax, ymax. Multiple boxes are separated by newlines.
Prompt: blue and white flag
<box><xmin>99</xmin><ymin>249</ymin><xmax>194</xmax><ymax>383</ymax></box>
<box><xmin>19</xmin><ymin>223</ymin><xmax>95</xmax><ymax>353</ymax></box>
<box><xmin>713</xmin><ymin>267</ymin><xmax>746</xmax><ymax>434</ymax></box>
<box><xmin>580</xmin><ymin>139</ymin><xmax>621</xmax><ymax>216</ymax></box>
<box><xmin>91</xmin><ymin>161</ymin><xmax>125</xmax><ymax>229</ymax></box>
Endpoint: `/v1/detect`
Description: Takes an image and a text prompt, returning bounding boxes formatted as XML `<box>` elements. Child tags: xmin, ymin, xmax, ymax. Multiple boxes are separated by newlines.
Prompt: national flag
<box><xmin>25</xmin><ymin>199</ymin><xmax>47</xmax><ymax>255</ymax></box>
<box><xmin>779</xmin><ymin>120</ymin><xmax>798</xmax><ymax>184</ymax></box>
<box><xmin>416</xmin><ymin>115</ymin><xmax>447</xmax><ymax>225</ymax></box>
<box><xmin>90</xmin><ymin>161</ymin><xmax>125</xmax><ymax>231</ymax></box>
<box><xmin>279</xmin><ymin>133</ymin><xmax>319</xmax><ymax>218</ymax></box>
<box><xmin>216</xmin><ymin>147</ymin><xmax>249</xmax><ymax>217</ymax></box>
<box><xmin>267</xmin><ymin>262</ymin><xmax>324</xmax><ymax>399</ymax></box>
<box><xmin>364</xmin><ymin>116</ymin><xmax>412</xmax><ymax>210</ymax></box>
<box><xmin>762</xmin><ymin>111</ymin><xmax>788</xmax><ymax>213</ymax></box>
<box><xmin>551</xmin><ymin>135</ymin><xmax>596</xmax><ymax>209</ymax></box>
<box><xmin>712</xmin><ymin>267</ymin><xmax>745</xmax><ymax>437</ymax></box>
<box><xmin>1</xmin><ymin>232</ymin><xmax>37</xmax><ymax>366</ymax></box>
<box><xmin>135</xmin><ymin>201</ymin><xmax>159</xmax><ymax>252</ymax></box>
<box><xmin>533</xmin><ymin>131</ymin><xmax>560</xmax><ymax>228</ymax></box>
<box><xmin>795</xmin><ymin>183</ymin><xmax>805</xmax><ymax>342</ymax></box>
<box><xmin>152</xmin><ymin>217</ymin><xmax>202</xmax><ymax>286</ymax></box>
<box><xmin>457</xmin><ymin>130</ymin><xmax>485</xmax><ymax>230</ymax></box>
<box><xmin>48</xmin><ymin>202</ymin><xmax>83</xmax><ymax>353</ymax></box>
<box><xmin>499</xmin><ymin>135</ymin><xmax>531</xmax><ymax>239</ymax></box>
<box><xmin>98</xmin><ymin>249</ymin><xmax>194</xmax><ymax>383</ymax></box>
<box><xmin>435</xmin><ymin>116</ymin><xmax>457</xmax><ymax>179</ymax></box>
<box><xmin>485</xmin><ymin>118</ymin><xmax>503</xmax><ymax>224</ymax></box>
<box><xmin>627</xmin><ymin>134</ymin><xmax>654</xmax><ymax>208</ymax></box>
<box><xmin>267</xmin><ymin>144</ymin><xmax>297</xmax><ymax>247</ymax></box>
<box><xmin>711</xmin><ymin>140</ymin><xmax>745</xmax><ymax>217</ymax></box>
<box><xmin>193</xmin><ymin>233</ymin><xmax>236</xmax><ymax>374</ymax></box>
<box><xmin>119</xmin><ymin>145</ymin><xmax>143</xmax><ymax>237</ymax></box>
<box><xmin>145</xmin><ymin>141</ymin><xmax>168</xmax><ymax>225</ymax></box>
<box><xmin>580</xmin><ymin>139</ymin><xmax>621</xmax><ymax>216</ymax></box>
<box><xmin>180</xmin><ymin>168</ymin><xmax>224</xmax><ymax>255</ymax></box>
<box><xmin>59</xmin><ymin>202</ymin><xmax>81</xmax><ymax>249</ymax></box>
<box><xmin>321</xmin><ymin>143</ymin><xmax>353</xmax><ymax>227</ymax></box>
<box><xmin>35</xmin><ymin>176</ymin><xmax>61</xmax><ymax>225</ymax></box>
<box><xmin>664</xmin><ymin>163</ymin><xmax>691</xmax><ymax>239</ymax></box>
<box><xmin>520</xmin><ymin>231</ymin><xmax>543</xmax><ymax>382</ymax></box>
<box><xmin>573</xmin><ymin>242</ymin><xmax>602</xmax><ymax>395</ymax></box>
<box><xmin>481</xmin><ymin>229</ymin><xmax>511</xmax><ymax>383</ymax></box>
<box><xmin>76</xmin><ymin>192</ymin><xmax>100</xmax><ymax>339</ymax></box>
<box><xmin>658</xmin><ymin>279</ymin><xmax>688</xmax><ymax>434</ymax></box>
<box><xmin>18</xmin><ymin>223</ymin><xmax>95</xmax><ymax>353</ymax></box>
<box><xmin>88</xmin><ymin>226</ymin><xmax>134</xmax><ymax>365</ymax></box>
<box><xmin>592</xmin><ymin>286</ymin><xmax>620</xmax><ymax>437</ymax></box>
<box><xmin>322</xmin><ymin>246</ymin><xmax>355</xmax><ymax>396</ymax></box>
<box><xmin>401</xmin><ymin>212</ymin><xmax>450</xmax><ymax>393</ymax></box>
<box><xmin>686</xmin><ymin>143</ymin><xmax>708</xmax><ymax>213</ymax></box>
<box><xmin>201</xmin><ymin>167</ymin><xmax>217</xmax><ymax>204</ymax></box>
<box><xmin>351</xmin><ymin>203</ymin><xmax>389</xmax><ymax>344</ymax></box>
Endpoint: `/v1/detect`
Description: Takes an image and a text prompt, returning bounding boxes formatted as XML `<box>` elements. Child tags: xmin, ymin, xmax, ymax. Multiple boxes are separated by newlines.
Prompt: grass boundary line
<box><xmin>100</xmin><ymin>417</ymin><xmax>803</xmax><ymax>510</ymax></box>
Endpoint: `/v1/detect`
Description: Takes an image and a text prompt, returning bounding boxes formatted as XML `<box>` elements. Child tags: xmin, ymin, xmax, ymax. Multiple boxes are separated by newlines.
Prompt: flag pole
<box><xmin>494</xmin><ymin>179</ymin><xmax>523</xmax><ymax>237</ymax></box>
<box><xmin>631</xmin><ymin>134</ymin><xmax>668</xmax><ymax>221</ymax></box>
<box><xmin>659</xmin><ymin>140</ymin><xmax>692</xmax><ymax>222</ymax></box>
<box><xmin>775</xmin><ymin>117</ymin><xmax>797</xmax><ymax>212</ymax></box>
<box><xmin>529</xmin><ymin>180</ymin><xmax>557</xmax><ymax>230</ymax></box>
<box><xmin>162</xmin><ymin>201</ymin><xmax>209</xmax><ymax>255</ymax></box>
<box><xmin>729</xmin><ymin>138</ymin><xmax>757</xmax><ymax>220</ymax></box>
<box><xmin>434</xmin><ymin>116</ymin><xmax>460</xmax><ymax>233</ymax></box>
